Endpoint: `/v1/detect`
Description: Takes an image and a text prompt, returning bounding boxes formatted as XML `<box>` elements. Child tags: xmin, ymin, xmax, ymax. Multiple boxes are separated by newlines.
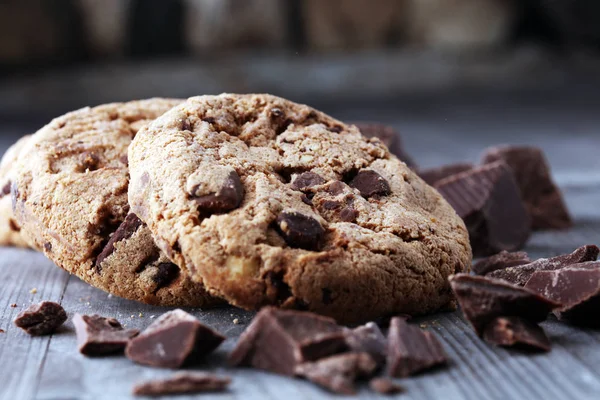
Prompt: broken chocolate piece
<box><xmin>354</xmin><ymin>123</ymin><xmax>417</xmax><ymax>168</ymax></box>
<box><xmin>192</xmin><ymin>170</ymin><xmax>244</xmax><ymax>213</ymax></box>
<box><xmin>295</xmin><ymin>352</ymin><xmax>377</xmax><ymax>395</ymax></box>
<box><xmin>229</xmin><ymin>307</ymin><xmax>347</xmax><ymax>376</ymax></box>
<box><xmin>275</xmin><ymin>211</ymin><xmax>325</xmax><ymax>251</ymax></box>
<box><xmin>14</xmin><ymin>301</ymin><xmax>67</xmax><ymax>336</ymax></box>
<box><xmin>126</xmin><ymin>309</ymin><xmax>224</xmax><ymax>368</ymax></box>
<box><xmin>449</xmin><ymin>274</ymin><xmax>559</xmax><ymax>335</ymax></box>
<box><xmin>482</xmin><ymin>316</ymin><xmax>551</xmax><ymax>352</ymax></box>
<box><xmin>436</xmin><ymin>161</ymin><xmax>530</xmax><ymax>256</ymax></box>
<box><xmin>95</xmin><ymin>213</ymin><xmax>144</xmax><ymax>272</ymax></box>
<box><xmin>386</xmin><ymin>317</ymin><xmax>447</xmax><ymax>378</ymax></box>
<box><xmin>73</xmin><ymin>314</ymin><xmax>139</xmax><ymax>356</ymax></box>
<box><xmin>481</xmin><ymin>145</ymin><xmax>572</xmax><ymax>230</ymax></box>
<box><xmin>344</xmin><ymin>322</ymin><xmax>387</xmax><ymax>366</ymax></box>
<box><xmin>473</xmin><ymin>251</ymin><xmax>531</xmax><ymax>276</ymax></box>
<box><xmin>349</xmin><ymin>170</ymin><xmax>391</xmax><ymax>198</ymax></box>
<box><xmin>525</xmin><ymin>263</ymin><xmax>600</xmax><ymax>325</ymax></box>
<box><xmin>132</xmin><ymin>372</ymin><xmax>231</xmax><ymax>396</ymax></box>
<box><xmin>418</xmin><ymin>163</ymin><xmax>474</xmax><ymax>186</ymax></box>
<box><xmin>291</xmin><ymin>172</ymin><xmax>326</xmax><ymax>191</ymax></box>
<box><xmin>369</xmin><ymin>377</ymin><xmax>404</xmax><ymax>395</ymax></box>
<box><xmin>488</xmin><ymin>245</ymin><xmax>600</xmax><ymax>286</ymax></box>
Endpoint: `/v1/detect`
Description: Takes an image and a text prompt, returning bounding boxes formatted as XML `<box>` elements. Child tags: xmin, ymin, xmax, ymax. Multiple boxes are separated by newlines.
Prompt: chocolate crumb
<box><xmin>133</xmin><ymin>372</ymin><xmax>231</xmax><ymax>397</ymax></box>
<box><xmin>14</xmin><ymin>301</ymin><xmax>67</xmax><ymax>336</ymax></box>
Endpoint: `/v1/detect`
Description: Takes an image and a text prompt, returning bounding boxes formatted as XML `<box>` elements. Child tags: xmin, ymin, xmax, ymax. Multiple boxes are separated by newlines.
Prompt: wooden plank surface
<box><xmin>1</xmin><ymin>91</ymin><xmax>600</xmax><ymax>400</ymax></box>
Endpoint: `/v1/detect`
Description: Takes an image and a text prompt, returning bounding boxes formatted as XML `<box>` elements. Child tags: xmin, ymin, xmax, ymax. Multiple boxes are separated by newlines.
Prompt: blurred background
<box><xmin>1</xmin><ymin>0</ymin><xmax>600</xmax><ymax>171</ymax></box>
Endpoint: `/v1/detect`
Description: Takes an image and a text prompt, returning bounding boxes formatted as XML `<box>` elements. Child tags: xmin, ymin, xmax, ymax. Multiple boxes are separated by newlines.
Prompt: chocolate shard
<box><xmin>418</xmin><ymin>163</ymin><xmax>474</xmax><ymax>186</ymax></box>
<box><xmin>126</xmin><ymin>309</ymin><xmax>224</xmax><ymax>368</ymax></box>
<box><xmin>229</xmin><ymin>307</ymin><xmax>347</xmax><ymax>376</ymax></box>
<box><xmin>73</xmin><ymin>314</ymin><xmax>139</xmax><ymax>356</ymax></box>
<box><xmin>525</xmin><ymin>263</ymin><xmax>600</xmax><ymax>325</ymax></box>
<box><xmin>275</xmin><ymin>211</ymin><xmax>325</xmax><ymax>251</ymax></box>
<box><xmin>483</xmin><ymin>316</ymin><xmax>551</xmax><ymax>352</ymax></box>
<box><xmin>132</xmin><ymin>372</ymin><xmax>231</xmax><ymax>397</ymax></box>
<box><xmin>449</xmin><ymin>274</ymin><xmax>560</xmax><ymax>335</ymax></box>
<box><xmin>354</xmin><ymin>123</ymin><xmax>417</xmax><ymax>168</ymax></box>
<box><xmin>488</xmin><ymin>245</ymin><xmax>600</xmax><ymax>286</ymax></box>
<box><xmin>14</xmin><ymin>301</ymin><xmax>67</xmax><ymax>336</ymax></box>
<box><xmin>294</xmin><ymin>352</ymin><xmax>377</xmax><ymax>395</ymax></box>
<box><xmin>95</xmin><ymin>213</ymin><xmax>144</xmax><ymax>272</ymax></box>
<box><xmin>291</xmin><ymin>172</ymin><xmax>326</xmax><ymax>191</ymax></box>
<box><xmin>343</xmin><ymin>322</ymin><xmax>387</xmax><ymax>366</ymax></box>
<box><xmin>481</xmin><ymin>145</ymin><xmax>572</xmax><ymax>230</ymax></box>
<box><xmin>435</xmin><ymin>161</ymin><xmax>530</xmax><ymax>257</ymax></box>
<box><xmin>349</xmin><ymin>170</ymin><xmax>391</xmax><ymax>198</ymax></box>
<box><xmin>473</xmin><ymin>250</ymin><xmax>531</xmax><ymax>276</ymax></box>
<box><xmin>369</xmin><ymin>377</ymin><xmax>404</xmax><ymax>395</ymax></box>
<box><xmin>386</xmin><ymin>317</ymin><xmax>447</xmax><ymax>378</ymax></box>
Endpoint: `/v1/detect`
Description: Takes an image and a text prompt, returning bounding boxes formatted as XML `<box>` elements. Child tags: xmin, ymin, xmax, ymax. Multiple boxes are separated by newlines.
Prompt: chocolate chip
<box><xmin>369</xmin><ymin>377</ymin><xmax>404</xmax><ymax>395</ymax></box>
<box><xmin>275</xmin><ymin>212</ymin><xmax>325</xmax><ymax>251</ymax></box>
<box><xmin>265</xmin><ymin>270</ymin><xmax>292</xmax><ymax>303</ymax></box>
<box><xmin>73</xmin><ymin>314</ymin><xmax>139</xmax><ymax>356</ymax></box>
<box><xmin>418</xmin><ymin>163</ymin><xmax>474</xmax><ymax>186</ymax></box>
<box><xmin>482</xmin><ymin>316</ymin><xmax>551</xmax><ymax>352</ymax></box>
<box><xmin>386</xmin><ymin>317</ymin><xmax>447</xmax><ymax>377</ymax></box>
<box><xmin>300</xmin><ymin>193</ymin><xmax>313</xmax><ymax>205</ymax></box>
<box><xmin>95</xmin><ymin>214</ymin><xmax>144</xmax><ymax>272</ymax></box>
<box><xmin>229</xmin><ymin>307</ymin><xmax>347</xmax><ymax>376</ymax></box>
<box><xmin>192</xmin><ymin>170</ymin><xmax>244</xmax><ymax>214</ymax></box>
<box><xmin>473</xmin><ymin>251</ymin><xmax>531</xmax><ymax>276</ymax></box>
<box><xmin>328</xmin><ymin>124</ymin><xmax>343</xmax><ymax>133</ymax></box>
<box><xmin>436</xmin><ymin>161</ymin><xmax>530</xmax><ymax>257</ymax></box>
<box><xmin>290</xmin><ymin>172</ymin><xmax>326</xmax><ymax>191</ymax></box>
<box><xmin>126</xmin><ymin>309</ymin><xmax>225</xmax><ymax>368</ymax></box>
<box><xmin>449</xmin><ymin>274</ymin><xmax>559</xmax><ymax>335</ymax></box>
<box><xmin>344</xmin><ymin>322</ymin><xmax>387</xmax><ymax>366</ymax></box>
<box><xmin>1</xmin><ymin>181</ymin><xmax>11</xmax><ymax>198</ymax></box>
<box><xmin>14</xmin><ymin>302</ymin><xmax>67</xmax><ymax>336</ymax></box>
<box><xmin>354</xmin><ymin>123</ymin><xmax>417</xmax><ymax>168</ymax></box>
<box><xmin>43</xmin><ymin>242</ymin><xmax>52</xmax><ymax>252</ymax></box>
<box><xmin>8</xmin><ymin>219</ymin><xmax>20</xmax><ymax>232</ymax></box>
<box><xmin>488</xmin><ymin>245</ymin><xmax>599</xmax><ymax>286</ymax></box>
<box><xmin>132</xmin><ymin>373</ymin><xmax>231</xmax><ymax>397</ymax></box>
<box><xmin>78</xmin><ymin>151</ymin><xmax>101</xmax><ymax>172</ymax></box>
<box><xmin>327</xmin><ymin>181</ymin><xmax>345</xmax><ymax>195</ymax></box>
<box><xmin>180</xmin><ymin>118</ymin><xmax>193</xmax><ymax>131</ymax></box>
<box><xmin>340</xmin><ymin>207</ymin><xmax>358</xmax><ymax>222</ymax></box>
<box><xmin>295</xmin><ymin>352</ymin><xmax>377</xmax><ymax>395</ymax></box>
<box><xmin>349</xmin><ymin>170</ymin><xmax>391</xmax><ymax>198</ymax></box>
<box><xmin>119</xmin><ymin>155</ymin><xmax>128</xmax><ymax>165</ymax></box>
<box><xmin>152</xmin><ymin>262</ymin><xmax>180</xmax><ymax>289</ymax></box>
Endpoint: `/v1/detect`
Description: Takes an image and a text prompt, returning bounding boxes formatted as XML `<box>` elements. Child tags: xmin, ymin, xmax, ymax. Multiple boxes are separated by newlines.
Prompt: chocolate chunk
<box><xmin>481</xmin><ymin>146</ymin><xmax>572</xmax><ymax>230</ymax></box>
<box><xmin>95</xmin><ymin>213</ymin><xmax>144</xmax><ymax>272</ymax></box>
<box><xmin>482</xmin><ymin>316</ymin><xmax>551</xmax><ymax>352</ymax></box>
<box><xmin>192</xmin><ymin>170</ymin><xmax>244</xmax><ymax>214</ymax></box>
<box><xmin>386</xmin><ymin>317</ymin><xmax>447</xmax><ymax>378</ymax></box>
<box><xmin>349</xmin><ymin>170</ymin><xmax>391</xmax><ymax>198</ymax></box>
<box><xmin>73</xmin><ymin>314</ymin><xmax>139</xmax><ymax>356</ymax></box>
<box><xmin>449</xmin><ymin>274</ymin><xmax>559</xmax><ymax>335</ymax></box>
<box><xmin>436</xmin><ymin>161</ymin><xmax>530</xmax><ymax>257</ymax></box>
<box><xmin>488</xmin><ymin>245</ymin><xmax>600</xmax><ymax>286</ymax></box>
<box><xmin>14</xmin><ymin>301</ymin><xmax>67</xmax><ymax>336</ymax></box>
<box><xmin>525</xmin><ymin>263</ymin><xmax>600</xmax><ymax>325</ymax></box>
<box><xmin>339</xmin><ymin>207</ymin><xmax>359</xmax><ymax>222</ymax></box>
<box><xmin>151</xmin><ymin>262</ymin><xmax>180</xmax><ymax>289</ymax></box>
<box><xmin>126</xmin><ymin>309</ymin><xmax>224</xmax><ymax>368</ymax></box>
<box><xmin>473</xmin><ymin>251</ymin><xmax>531</xmax><ymax>276</ymax></box>
<box><xmin>369</xmin><ymin>377</ymin><xmax>404</xmax><ymax>395</ymax></box>
<box><xmin>354</xmin><ymin>123</ymin><xmax>417</xmax><ymax>168</ymax></box>
<box><xmin>418</xmin><ymin>163</ymin><xmax>474</xmax><ymax>186</ymax></box>
<box><xmin>229</xmin><ymin>307</ymin><xmax>347</xmax><ymax>376</ymax></box>
<box><xmin>275</xmin><ymin>211</ymin><xmax>325</xmax><ymax>251</ymax></box>
<box><xmin>344</xmin><ymin>322</ymin><xmax>387</xmax><ymax>366</ymax></box>
<box><xmin>133</xmin><ymin>372</ymin><xmax>231</xmax><ymax>397</ymax></box>
<box><xmin>295</xmin><ymin>352</ymin><xmax>377</xmax><ymax>395</ymax></box>
<box><xmin>291</xmin><ymin>172</ymin><xmax>326</xmax><ymax>191</ymax></box>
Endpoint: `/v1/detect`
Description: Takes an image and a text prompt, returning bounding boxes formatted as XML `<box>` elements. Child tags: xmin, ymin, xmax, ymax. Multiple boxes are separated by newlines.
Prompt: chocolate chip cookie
<box><xmin>0</xmin><ymin>135</ymin><xmax>32</xmax><ymax>248</ymax></box>
<box><xmin>129</xmin><ymin>94</ymin><xmax>471</xmax><ymax>323</ymax></box>
<box><xmin>12</xmin><ymin>99</ymin><xmax>217</xmax><ymax>307</ymax></box>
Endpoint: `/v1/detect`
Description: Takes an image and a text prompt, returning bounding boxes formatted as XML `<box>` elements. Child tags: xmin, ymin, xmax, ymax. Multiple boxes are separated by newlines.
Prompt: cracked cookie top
<box><xmin>129</xmin><ymin>94</ymin><xmax>471</xmax><ymax>323</ymax></box>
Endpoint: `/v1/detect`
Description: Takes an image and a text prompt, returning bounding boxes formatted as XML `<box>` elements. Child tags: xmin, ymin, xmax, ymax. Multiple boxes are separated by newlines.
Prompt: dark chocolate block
<box><xmin>74</xmin><ymin>314</ymin><xmax>139</xmax><ymax>356</ymax></box>
<box><xmin>483</xmin><ymin>316</ymin><xmax>551</xmax><ymax>352</ymax></box>
<box><xmin>343</xmin><ymin>322</ymin><xmax>387</xmax><ymax>366</ymax></box>
<box><xmin>473</xmin><ymin>251</ymin><xmax>531</xmax><ymax>276</ymax></box>
<box><xmin>13</xmin><ymin>301</ymin><xmax>67</xmax><ymax>336</ymax></box>
<box><xmin>132</xmin><ymin>372</ymin><xmax>230</xmax><ymax>396</ymax></box>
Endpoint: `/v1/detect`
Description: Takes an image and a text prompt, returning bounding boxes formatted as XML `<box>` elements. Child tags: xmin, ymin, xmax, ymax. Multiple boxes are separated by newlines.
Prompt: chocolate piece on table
<box><xmin>488</xmin><ymin>245</ymin><xmax>600</xmax><ymax>286</ymax></box>
<box><xmin>73</xmin><ymin>314</ymin><xmax>139</xmax><ymax>356</ymax></box>
<box><xmin>482</xmin><ymin>316</ymin><xmax>551</xmax><ymax>352</ymax></box>
<box><xmin>126</xmin><ymin>309</ymin><xmax>224</xmax><ymax>368</ymax></box>
<box><xmin>418</xmin><ymin>163</ymin><xmax>474</xmax><ymax>186</ymax></box>
<box><xmin>132</xmin><ymin>372</ymin><xmax>231</xmax><ymax>396</ymax></box>
<box><xmin>386</xmin><ymin>317</ymin><xmax>447</xmax><ymax>378</ymax></box>
<box><xmin>369</xmin><ymin>377</ymin><xmax>404</xmax><ymax>395</ymax></box>
<box><xmin>481</xmin><ymin>145</ymin><xmax>572</xmax><ymax>230</ymax></box>
<box><xmin>525</xmin><ymin>263</ymin><xmax>600</xmax><ymax>325</ymax></box>
<box><xmin>473</xmin><ymin>251</ymin><xmax>531</xmax><ymax>276</ymax></box>
<box><xmin>13</xmin><ymin>301</ymin><xmax>67</xmax><ymax>336</ymax></box>
<box><xmin>294</xmin><ymin>352</ymin><xmax>377</xmax><ymax>395</ymax></box>
<box><xmin>344</xmin><ymin>322</ymin><xmax>387</xmax><ymax>366</ymax></box>
<box><xmin>229</xmin><ymin>307</ymin><xmax>347</xmax><ymax>376</ymax></box>
<box><xmin>354</xmin><ymin>123</ymin><xmax>417</xmax><ymax>168</ymax></box>
<box><xmin>435</xmin><ymin>161</ymin><xmax>530</xmax><ymax>257</ymax></box>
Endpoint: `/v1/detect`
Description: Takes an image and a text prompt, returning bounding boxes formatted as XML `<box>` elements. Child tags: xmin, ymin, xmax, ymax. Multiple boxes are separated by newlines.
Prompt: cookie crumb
<box><xmin>139</xmin><ymin>313</ymin><xmax>143</xmax><ymax>318</ymax></box>
<box><xmin>149</xmin><ymin>315</ymin><xmax>156</xmax><ymax>319</ymax></box>
<box><xmin>233</xmin><ymin>318</ymin><xmax>240</xmax><ymax>325</ymax></box>
<box><xmin>420</xmin><ymin>323</ymin><xmax>427</xmax><ymax>328</ymax></box>
<box><xmin>30</xmin><ymin>288</ymin><xmax>38</xmax><ymax>294</ymax></box>
<box><xmin>10</xmin><ymin>303</ymin><xmax>17</xmax><ymax>308</ymax></box>
<box><xmin>130</xmin><ymin>315</ymin><xmax>135</xmax><ymax>319</ymax></box>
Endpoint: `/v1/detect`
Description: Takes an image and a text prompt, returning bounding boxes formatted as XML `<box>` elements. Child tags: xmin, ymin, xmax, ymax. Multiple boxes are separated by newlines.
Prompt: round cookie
<box><xmin>12</xmin><ymin>99</ymin><xmax>218</xmax><ymax>307</ymax></box>
<box><xmin>0</xmin><ymin>135</ymin><xmax>33</xmax><ymax>248</ymax></box>
<box><xmin>129</xmin><ymin>94</ymin><xmax>471</xmax><ymax>323</ymax></box>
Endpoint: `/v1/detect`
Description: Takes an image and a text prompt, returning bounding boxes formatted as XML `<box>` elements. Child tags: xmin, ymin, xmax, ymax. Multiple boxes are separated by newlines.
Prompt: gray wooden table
<box><xmin>1</xmin><ymin>90</ymin><xmax>600</xmax><ymax>400</ymax></box>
